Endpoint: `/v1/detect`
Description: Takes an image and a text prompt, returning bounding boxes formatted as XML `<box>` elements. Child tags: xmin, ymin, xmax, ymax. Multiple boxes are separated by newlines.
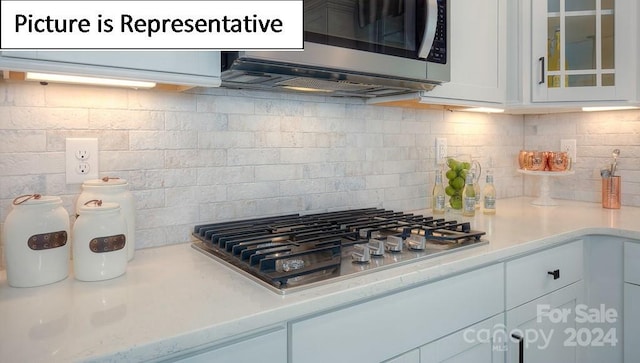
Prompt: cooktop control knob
<box><xmin>352</xmin><ymin>244</ymin><xmax>371</xmax><ymax>263</ymax></box>
<box><xmin>386</xmin><ymin>235</ymin><xmax>404</xmax><ymax>252</ymax></box>
<box><xmin>368</xmin><ymin>238</ymin><xmax>385</xmax><ymax>256</ymax></box>
<box><xmin>407</xmin><ymin>235</ymin><xmax>427</xmax><ymax>251</ymax></box>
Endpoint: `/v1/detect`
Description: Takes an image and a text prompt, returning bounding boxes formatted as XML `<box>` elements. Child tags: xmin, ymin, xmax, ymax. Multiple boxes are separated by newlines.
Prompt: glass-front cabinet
<box><xmin>531</xmin><ymin>0</ymin><xmax>634</xmax><ymax>102</ymax></box>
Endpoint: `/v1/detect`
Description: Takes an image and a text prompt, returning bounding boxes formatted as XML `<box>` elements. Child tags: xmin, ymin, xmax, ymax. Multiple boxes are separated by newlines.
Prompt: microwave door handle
<box><xmin>418</xmin><ymin>0</ymin><xmax>438</xmax><ymax>59</ymax></box>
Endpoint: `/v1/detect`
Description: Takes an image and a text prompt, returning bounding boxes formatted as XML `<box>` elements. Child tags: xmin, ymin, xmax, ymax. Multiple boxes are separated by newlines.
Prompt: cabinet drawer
<box><xmin>291</xmin><ymin>263</ymin><xmax>504</xmax><ymax>363</ymax></box>
<box><xmin>174</xmin><ymin>326</ymin><xmax>286</xmax><ymax>363</ymax></box>
<box><xmin>506</xmin><ymin>240</ymin><xmax>583</xmax><ymax>310</ymax></box>
<box><xmin>624</xmin><ymin>242</ymin><xmax>640</xmax><ymax>285</ymax></box>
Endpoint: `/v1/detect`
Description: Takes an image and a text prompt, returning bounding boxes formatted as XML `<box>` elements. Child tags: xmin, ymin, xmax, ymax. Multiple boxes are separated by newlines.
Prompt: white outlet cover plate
<box><xmin>436</xmin><ymin>137</ymin><xmax>448</xmax><ymax>164</ymax></box>
<box><xmin>560</xmin><ymin>139</ymin><xmax>577</xmax><ymax>162</ymax></box>
<box><xmin>66</xmin><ymin>138</ymin><xmax>98</xmax><ymax>184</ymax></box>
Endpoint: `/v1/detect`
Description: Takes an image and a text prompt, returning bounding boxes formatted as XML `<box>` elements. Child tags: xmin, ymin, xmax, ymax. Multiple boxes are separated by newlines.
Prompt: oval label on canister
<box><xmin>27</xmin><ymin>231</ymin><xmax>68</xmax><ymax>250</ymax></box>
<box><xmin>89</xmin><ymin>235</ymin><xmax>126</xmax><ymax>253</ymax></box>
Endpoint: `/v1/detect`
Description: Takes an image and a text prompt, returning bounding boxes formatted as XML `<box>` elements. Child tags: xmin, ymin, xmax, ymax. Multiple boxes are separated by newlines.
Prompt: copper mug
<box><xmin>548</xmin><ymin>151</ymin><xmax>570</xmax><ymax>171</ymax></box>
<box><xmin>519</xmin><ymin>150</ymin><xmax>543</xmax><ymax>170</ymax></box>
<box><xmin>527</xmin><ymin>151</ymin><xmax>547</xmax><ymax>171</ymax></box>
<box><xmin>518</xmin><ymin>150</ymin><xmax>529</xmax><ymax>169</ymax></box>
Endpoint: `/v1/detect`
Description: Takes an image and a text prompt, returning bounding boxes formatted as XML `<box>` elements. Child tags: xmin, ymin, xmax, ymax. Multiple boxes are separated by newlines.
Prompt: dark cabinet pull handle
<box><xmin>538</xmin><ymin>57</ymin><xmax>545</xmax><ymax>84</ymax></box>
<box><xmin>548</xmin><ymin>269</ymin><xmax>560</xmax><ymax>280</ymax></box>
<box><xmin>511</xmin><ymin>333</ymin><xmax>524</xmax><ymax>363</ymax></box>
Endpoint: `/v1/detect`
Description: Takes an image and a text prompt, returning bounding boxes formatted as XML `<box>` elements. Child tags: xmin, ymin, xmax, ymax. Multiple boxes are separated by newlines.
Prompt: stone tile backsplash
<box><xmin>2</xmin><ymin>80</ymin><xmax>639</xmax><ymax>268</ymax></box>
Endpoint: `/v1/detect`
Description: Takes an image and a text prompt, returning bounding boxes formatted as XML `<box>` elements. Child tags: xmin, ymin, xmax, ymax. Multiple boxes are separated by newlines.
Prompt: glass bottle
<box><xmin>474</xmin><ymin>180</ymin><xmax>481</xmax><ymax>209</ymax></box>
<box><xmin>483</xmin><ymin>172</ymin><xmax>496</xmax><ymax>215</ymax></box>
<box><xmin>462</xmin><ymin>172</ymin><xmax>476</xmax><ymax>217</ymax></box>
<box><xmin>432</xmin><ymin>170</ymin><xmax>446</xmax><ymax>214</ymax></box>
<box><xmin>471</xmin><ymin>162</ymin><xmax>482</xmax><ymax>209</ymax></box>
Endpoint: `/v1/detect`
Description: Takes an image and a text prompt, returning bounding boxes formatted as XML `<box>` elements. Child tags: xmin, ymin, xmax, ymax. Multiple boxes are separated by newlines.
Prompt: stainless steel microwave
<box><xmin>220</xmin><ymin>0</ymin><xmax>450</xmax><ymax>98</ymax></box>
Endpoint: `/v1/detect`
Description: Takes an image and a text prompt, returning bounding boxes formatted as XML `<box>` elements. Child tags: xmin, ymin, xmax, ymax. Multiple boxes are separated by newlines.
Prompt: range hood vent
<box><xmin>276</xmin><ymin>77</ymin><xmax>379</xmax><ymax>92</ymax></box>
<box><xmin>220</xmin><ymin>50</ymin><xmax>441</xmax><ymax>98</ymax></box>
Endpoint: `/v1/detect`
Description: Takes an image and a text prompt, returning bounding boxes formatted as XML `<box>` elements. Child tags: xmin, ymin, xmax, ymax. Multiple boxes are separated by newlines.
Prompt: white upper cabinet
<box><xmin>0</xmin><ymin>51</ymin><xmax>221</xmax><ymax>88</ymax></box>
<box><xmin>514</xmin><ymin>0</ymin><xmax>636</xmax><ymax>105</ymax></box>
<box><xmin>419</xmin><ymin>0</ymin><xmax>506</xmax><ymax>106</ymax></box>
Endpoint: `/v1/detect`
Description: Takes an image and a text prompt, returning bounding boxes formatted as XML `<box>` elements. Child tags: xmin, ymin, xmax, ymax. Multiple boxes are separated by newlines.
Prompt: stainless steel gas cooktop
<box><xmin>192</xmin><ymin>208</ymin><xmax>488</xmax><ymax>294</ymax></box>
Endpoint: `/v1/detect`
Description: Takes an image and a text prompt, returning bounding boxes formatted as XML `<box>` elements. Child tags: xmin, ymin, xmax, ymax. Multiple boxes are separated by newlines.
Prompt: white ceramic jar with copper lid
<box><xmin>76</xmin><ymin>177</ymin><xmax>135</xmax><ymax>261</ymax></box>
<box><xmin>72</xmin><ymin>200</ymin><xmax>127</xmax><ymax>281</ymax></box>
<box><xmin>3</xmin><ymin>194</ymin><xmax>70</xmax><ymax>287</ymax></box>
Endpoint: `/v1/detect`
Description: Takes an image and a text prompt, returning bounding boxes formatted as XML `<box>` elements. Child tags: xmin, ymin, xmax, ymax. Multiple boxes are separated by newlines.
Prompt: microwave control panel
<box><xmin>426</xmin><ymin>0</ymin><xmax>447</xmax><ymax>64</ymax></box>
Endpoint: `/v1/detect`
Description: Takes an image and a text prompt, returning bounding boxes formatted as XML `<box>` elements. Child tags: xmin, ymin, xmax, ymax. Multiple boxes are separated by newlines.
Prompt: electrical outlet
<box><xmin>436</xmin><ymin>137</ymin><xmax>448</xmax><ymax>165</ymax></box>
<box><xmin>77</xmin><ymin>162</ymin><xmax>91</xmax><ymax>174</ymax></box>
<box><xmin>66</xmin><ymin>138</ymin><xmax>98</xmax><ymax>184</ymax></box>
<box><xmin>75</xmin><ymin>150</ymin><xmax>90</xmax><ymax>160</ymax></box>
<box><xmin>560</xmin><ymin>139</ymin><xmax>577</xmax><ymax>163</ymax></box>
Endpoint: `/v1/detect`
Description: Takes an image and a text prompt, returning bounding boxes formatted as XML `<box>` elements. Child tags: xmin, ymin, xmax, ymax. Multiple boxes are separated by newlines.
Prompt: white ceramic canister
<box><xmin>76</xmin><ymin>177</ymin><xmax>135</xmax><ymax>260</ymax></box>
<box><xmin>73</xmin><ymin>200</ymin><xmax>127</xmax><ymax>281</ymax></box>
<box><xmin>3</xmin><ymin>194</ymin><xmax>70</xmax><ymax>287</ymax></box>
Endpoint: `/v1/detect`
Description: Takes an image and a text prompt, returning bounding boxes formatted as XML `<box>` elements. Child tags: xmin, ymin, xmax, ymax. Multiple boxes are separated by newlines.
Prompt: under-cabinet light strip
<box><xmin>582</xmin><ymin>106</ymin><xmax>639</xmax><ymax>112</ymax></box>
<box><xmin>25</xmin><ymin>72</ymin><xmax>156</xmax><ymax>89</ymax></box>
<box><xmin>462</xmin><ymin>107</ymin><xmax>505</xmax><ymax>113</ymax></box>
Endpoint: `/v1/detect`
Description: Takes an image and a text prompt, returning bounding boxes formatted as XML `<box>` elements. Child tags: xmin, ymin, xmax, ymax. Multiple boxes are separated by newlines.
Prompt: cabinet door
<box><xmin>624</xmin><ymin>242</ymin><xmax>640</xmax><ymax>362</ymax></box>
<box><xmin>290</xmin><ymin>263</ymin><xmax>504</xmax><ymax>363</ymax></box>
<box><xmin>582</xmin><ymin>236</ymin><xmax>623</xmax><ymax>363</ymax></box>
<box><xmin>420</xmin><ymin>314</ymin><xmax>506</xmax><ymax>363</ymax></box>
<box><xmin>0</xmin><ymin>51</ymin><xmax>221</xmax><ymax>87</ymax></box>
<box><xmin>506</xmin><ymin>281</ymin><xmax>583</xmax><ymax>363</ymax></box>
<box><xmin>173</xmin><ymin>327</ymin><xmax>286</xmax><ymax>363</ymax></box>
<box><xmin>624</xmin><ymin>241</ymin><xmax>640</xmax><ymax>285</ymax></box>
<box><xmin>419</xmin><ymin>0</ymin><xmax>506</xmax><ymax>105</ymax></box>
<box><xmin>530</xmin><ymin>0</ymin><xmax>634</xmax><ymax>102</ymax></box>
<box><xmin>385</xmin><ymin>349</ymin><xmax>421</xmax><ymax>363</ymax></box>
<box><xmin>624</xmin><ymin>283</ymin><xmax>640</xmax><ymax>361</ymax></box>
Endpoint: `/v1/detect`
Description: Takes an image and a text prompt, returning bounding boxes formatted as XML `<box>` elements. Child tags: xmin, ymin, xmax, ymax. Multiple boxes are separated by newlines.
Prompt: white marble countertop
<box><xmin>2</xmin><ymin>197</ymin><xmax>640</xmax><ymax>362</ymax></box>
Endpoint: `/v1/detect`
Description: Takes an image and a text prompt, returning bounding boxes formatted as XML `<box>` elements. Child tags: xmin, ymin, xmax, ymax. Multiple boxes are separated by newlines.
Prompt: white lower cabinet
<box><xmin>172</xmin><ymin>326</ymin><xmax>286</xmax><ymax>363</ymax></box>
<box><xmin>420</xmin><ymin>314</ymin><xmax>506</xmax><ymax>363</ymax></box>
<box><xmin>624</xmin><ymin>284</ymin><xmax>640</xmax><ymax>361</ymax></box>
<box><xmin>506</xmin><ymin>281</ymin><xmax>583</xmax><ymax>363</ymax></box>
<box><xmin>505</xmin><ymin>240</ymin><xmax>584</xmax><ymax>363</ymax></box>
<box><xmin>582</xmin><ymin>236</ymin><xmax>623</xmax><ymax>363</ymax></box>
<box><xmin>290</xmin><ymin>263</ymin><xmax>504</xmax><ymax>363</ymax></box>
<box><xmin>624</xmin><ymin>242</ymin><xmax>640</xmax><ymax>362</ymax></box>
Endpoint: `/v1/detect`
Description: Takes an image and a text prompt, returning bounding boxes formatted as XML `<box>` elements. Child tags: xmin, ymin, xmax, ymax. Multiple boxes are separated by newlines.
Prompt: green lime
<box><xmin>446</xmin><ymin>158</ymin><xmax>459</xmax><ymax>170</ymax></box>
<box><xmin>445</xmin><ymin>186</ymin><xmax>456</xmax><ymax>196</ymax></box>
<box><xmin>461</xmin><ymin>162</ymin><xmax>471</xmax><ymax>170</ymax></box>
<box><xmin>445</xmin><ymin>169</ymin><xmax>457</xmax><ymax>180</ymax></box>
<box><xmin>458</xmin><ymin>169</ymin><xmax>468</xmax><ymax>180</ymax></box>
<box><xmin>450</xmin><ymin>195</ymin><xmax>462</xmax><ymax>209</ymax></box>
<box><xmin>451</xmin><ymin>176</ymin><xmax>465</xmax><ymax>190</ymax></box>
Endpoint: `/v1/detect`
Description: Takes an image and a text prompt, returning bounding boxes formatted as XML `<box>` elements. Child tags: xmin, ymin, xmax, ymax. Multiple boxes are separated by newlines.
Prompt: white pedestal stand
<box><xmin>518</xmin><ymin>169</ymin><xmax>575</xmax><ymax>206</ymax></box>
